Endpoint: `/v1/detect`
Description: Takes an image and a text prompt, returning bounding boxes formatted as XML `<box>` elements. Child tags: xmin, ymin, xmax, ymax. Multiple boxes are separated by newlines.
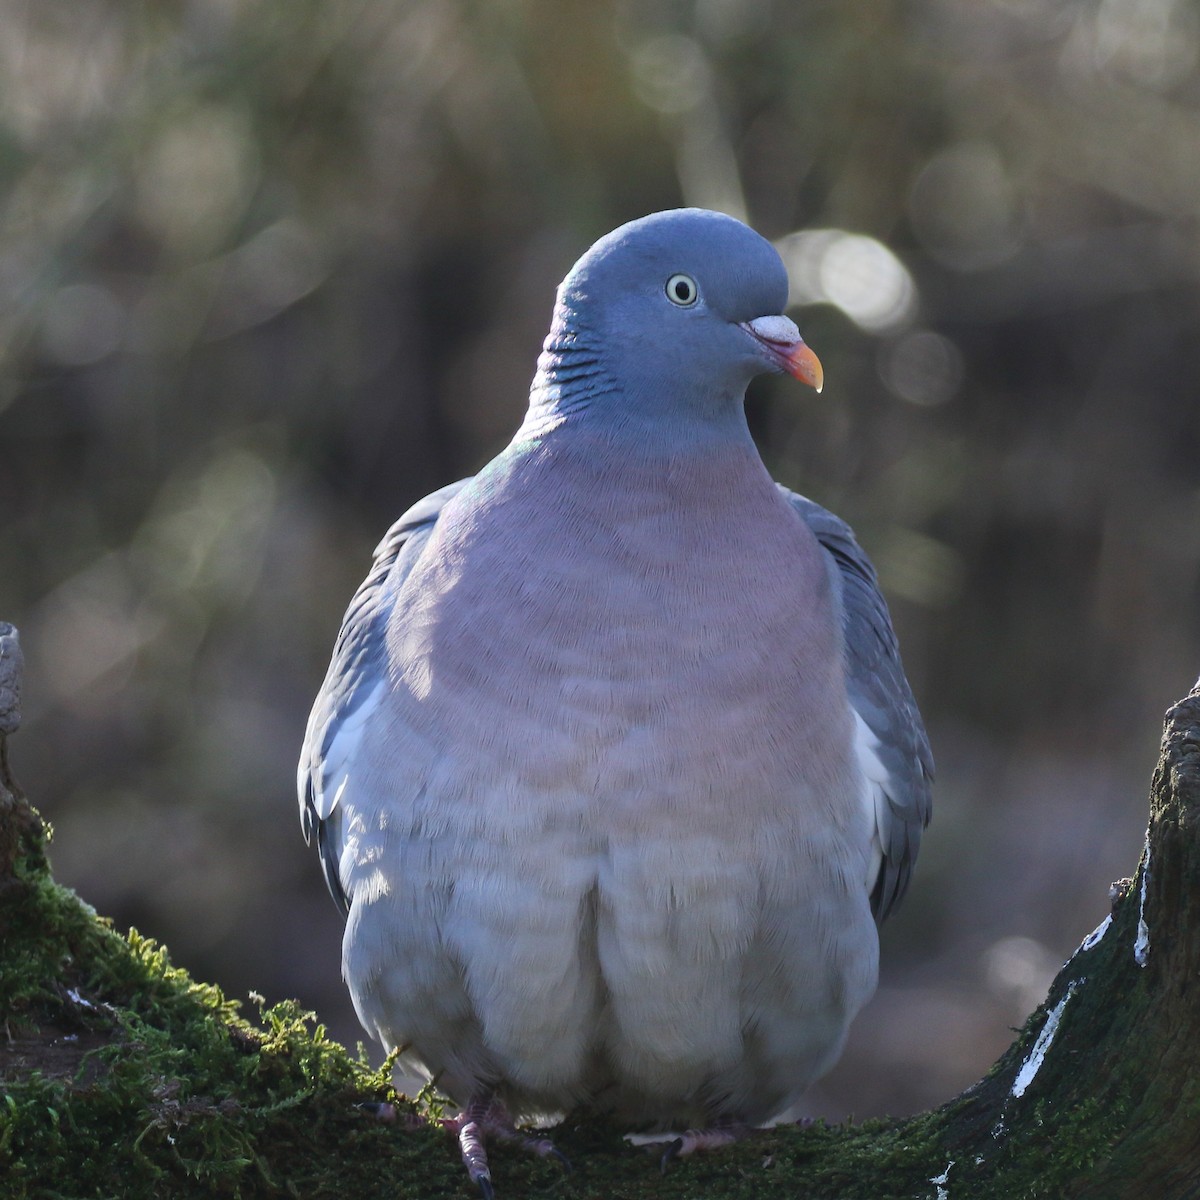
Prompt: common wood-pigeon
<box><xmin>298</xmin><ymin>208</ymin><xmax>932</xmax><ymax>1194</ymax></box>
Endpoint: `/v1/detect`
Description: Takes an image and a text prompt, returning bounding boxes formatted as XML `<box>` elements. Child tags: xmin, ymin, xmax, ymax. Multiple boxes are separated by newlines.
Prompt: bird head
<box><xmin>531</xmin><ymin>208</ymin><xmax>822</xmax><ymax>432</ymax></box>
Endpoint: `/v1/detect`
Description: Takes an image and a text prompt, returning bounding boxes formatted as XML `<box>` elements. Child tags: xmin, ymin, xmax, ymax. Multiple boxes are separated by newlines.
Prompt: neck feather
<box><xmin>522</xmin><ymin>303</ymin><xmax>753</xmax><ymax>449</ymax></box>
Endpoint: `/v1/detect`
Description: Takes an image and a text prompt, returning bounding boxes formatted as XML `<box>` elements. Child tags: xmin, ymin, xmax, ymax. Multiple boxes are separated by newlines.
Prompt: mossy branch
<box><xmin>3</xmin><ymin>625</ymin><xmax>1199</xmax><ymax>1198</ymax></box>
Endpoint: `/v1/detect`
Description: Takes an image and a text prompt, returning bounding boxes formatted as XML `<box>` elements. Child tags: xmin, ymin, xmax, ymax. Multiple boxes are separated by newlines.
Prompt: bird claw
<box><xmin>660</xmin><ymin>1137</ymin><xmax>684</xmax><ymax>1174</ymax></box>
<box><xmin>512</xmin><ymin>1132</ymin><xmax>571</xmax><ymax>1172</ymax></box>
<box><xmin>445</xmin><ymin>1096</ymin><xmax>570</xmax><ymax>1195</ymax></box>
<box><xmin>455</xmin><ymin>1116</ymin><xmax>492</xmax><ymax>1192</ymax></box>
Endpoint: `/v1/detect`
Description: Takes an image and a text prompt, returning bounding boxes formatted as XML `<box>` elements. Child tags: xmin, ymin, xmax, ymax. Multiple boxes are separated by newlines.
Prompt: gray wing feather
<box><xmin>779</xmin><ymin>486</ymin><xmax>933</xmax><ymax>921</ymax></box>
<box><xmin>297</xmin><ymin>478</ymin><xmax>471</xmax><ymax>914</ymax></box>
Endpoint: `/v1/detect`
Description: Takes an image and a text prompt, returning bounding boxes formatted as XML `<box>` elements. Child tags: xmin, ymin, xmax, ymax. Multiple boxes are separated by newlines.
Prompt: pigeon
<box><xmin>298</xmin><ymin>208</ymin><xmax>932</xmax><ymax>1194</ymax></box>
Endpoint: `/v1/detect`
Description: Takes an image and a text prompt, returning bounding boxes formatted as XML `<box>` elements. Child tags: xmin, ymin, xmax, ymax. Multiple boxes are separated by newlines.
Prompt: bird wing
<box><xmin>297</xmin><ymin>478</ymin><xmax>471</xmax><ymax>914</ymax></box>
<box><xmin>779</xmin><ymin>486</ymin><xmax>933</xmax><ymax>921</ymax></box>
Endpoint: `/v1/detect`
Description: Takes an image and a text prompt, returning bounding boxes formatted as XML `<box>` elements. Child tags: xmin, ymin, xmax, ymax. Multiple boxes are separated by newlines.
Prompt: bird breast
<box><xmin>377</xmin><ymin>434</ymin><xmax>862</xmax><ymax>843</ymax></box>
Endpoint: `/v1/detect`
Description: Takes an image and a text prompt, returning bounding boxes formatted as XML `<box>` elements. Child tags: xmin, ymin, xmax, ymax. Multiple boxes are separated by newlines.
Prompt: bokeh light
<box><xmin>778</xmin><ymin>230</ymin><xmax>917</xmax><ymax>332</ymax></box>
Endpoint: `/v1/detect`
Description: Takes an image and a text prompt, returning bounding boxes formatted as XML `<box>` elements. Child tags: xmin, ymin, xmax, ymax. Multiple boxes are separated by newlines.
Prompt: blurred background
<box><xmin>2</xmin><ymin>0</ymin><xmax>1198</xmax><ymax>1121</ymax></box>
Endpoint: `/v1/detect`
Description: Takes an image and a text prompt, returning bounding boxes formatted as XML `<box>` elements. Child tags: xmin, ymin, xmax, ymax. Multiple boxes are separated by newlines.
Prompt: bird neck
<box><xmin>499</xmin><ymin>408</ymin><xmax>775</xmax><ymax>523</ymax></box>
<box><xmin>524</xmin><ymin>302</ymin><xmax>619</xmax><ymax>428</ymax></box>
<box><xmin>521</xmin><ymin>305</ymin><xmax>754</xmax><ymax>449</ymax></box>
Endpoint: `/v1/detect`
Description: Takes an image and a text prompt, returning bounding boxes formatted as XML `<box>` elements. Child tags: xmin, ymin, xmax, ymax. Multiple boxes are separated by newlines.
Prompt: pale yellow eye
<box><xmin>665</xmin><ymin>274</ymin><xmax>698</xmax><ymax>306</ymax></box>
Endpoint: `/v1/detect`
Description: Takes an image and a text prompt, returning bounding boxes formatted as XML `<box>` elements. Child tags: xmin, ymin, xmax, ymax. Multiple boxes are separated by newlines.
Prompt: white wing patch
<box><xmin>313</xmin><ymin>679</ymin><xmax>387</xmax><ymax>821</ymax></box>
<box><xmin>852</xmin><ymin>708</ymin><xmax>889</xmax><ymax>893</ymax></box>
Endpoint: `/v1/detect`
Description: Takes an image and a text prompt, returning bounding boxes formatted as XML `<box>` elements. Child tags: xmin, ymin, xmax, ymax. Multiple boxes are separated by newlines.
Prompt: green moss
<box><xmin>0</xmin><ymin>828</ymin><xmax>960</xmax><ymax>1200</ymax></box>
<box><xmin>0</xmin><ymin>814</ymin><xmax>412</xmax><ymax>1198</ymax></box>
<box><xmin>0</xmin><ymin>800</ymin><xmax>1171</xmax><ymax>1199</ymax></box>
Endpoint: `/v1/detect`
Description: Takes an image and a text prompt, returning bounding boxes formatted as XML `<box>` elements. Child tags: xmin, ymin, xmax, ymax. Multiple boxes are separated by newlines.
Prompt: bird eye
<box><xmin>665</xmin><ymin>274</ymin><xmax>698</xmax><ymax>307</ymax></box>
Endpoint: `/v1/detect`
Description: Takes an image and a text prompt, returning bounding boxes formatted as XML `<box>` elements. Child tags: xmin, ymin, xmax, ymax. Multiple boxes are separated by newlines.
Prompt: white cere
<box><xmin>746</xmin><ymin>313</ymin><xmax>800</xmax><ymax>343</ymax></box>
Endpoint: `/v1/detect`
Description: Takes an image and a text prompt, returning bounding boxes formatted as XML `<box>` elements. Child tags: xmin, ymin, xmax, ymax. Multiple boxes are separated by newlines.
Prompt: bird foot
<box><xmin>441</xmin><ymin>1095</ymin><xmax>570</xmax><ymax>1197</ymax></box>
<box><xmin>656</xmin><ymin>1121</ymin><xmax>753</xmax><ymax>1171</ymax></box>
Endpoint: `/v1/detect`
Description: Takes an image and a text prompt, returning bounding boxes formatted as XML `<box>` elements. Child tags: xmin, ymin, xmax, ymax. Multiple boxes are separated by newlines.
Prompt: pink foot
<box><xmin>441</xmin><ymin>1094</ymin><xmax>570</xmax><ymax>1198</ymax></box>
<box><xmin>659</xmin><ymin>1120</ymin><xmax>752</xmax><ymax>1171</ymax></box>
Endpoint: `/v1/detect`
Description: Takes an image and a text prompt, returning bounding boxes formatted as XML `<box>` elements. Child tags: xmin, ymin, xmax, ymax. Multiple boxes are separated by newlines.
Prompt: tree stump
<box><xmin>2</xmin><ymin>619</ymin><xmax>1199</xmax><ymax>1197</ymax></box>
<box><xmin>0</xmin><ymin>622</ymin><xmax>41</xmax><ymax>887</ymax></box>
<box><xmin>907</xmin><ymin>677</ymin><xmax>1200</xmax><ymax>1198</ymax></box>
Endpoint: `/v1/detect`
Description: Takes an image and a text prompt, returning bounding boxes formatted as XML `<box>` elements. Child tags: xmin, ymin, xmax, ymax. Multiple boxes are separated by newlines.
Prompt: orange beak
<box><xmin>740</xmin><ymin>316</ymin><xmax>825</xmax><ymax>393</ymax></box>
<box><xmin>779</xmin><ymin>340</ymin><xmax>824</xmax><ymax>393</ymax></box>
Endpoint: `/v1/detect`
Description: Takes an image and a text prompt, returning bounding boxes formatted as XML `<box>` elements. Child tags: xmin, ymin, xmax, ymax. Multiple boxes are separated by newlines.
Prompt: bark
<box><xmin>916</xmin><ymin>679</ymin><xmax>1200</xmax><ymax>1198</ymax></box>
<box><xmin>2</xmin><ymin>621</ymin><xmax>1199</xmax><ymax>1198</ymax></box>
<box><xmin>0</xmin><ymin>622</ymin><xmax>38</xmax><ymax>887</ymax></box>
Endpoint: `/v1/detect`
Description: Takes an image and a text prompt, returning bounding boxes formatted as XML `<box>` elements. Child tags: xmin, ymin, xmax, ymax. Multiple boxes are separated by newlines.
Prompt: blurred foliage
<box><xmin>2</xmin><ymin>0</ymin><xmax>1198</xmax><ymax>1119</ymax></box>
